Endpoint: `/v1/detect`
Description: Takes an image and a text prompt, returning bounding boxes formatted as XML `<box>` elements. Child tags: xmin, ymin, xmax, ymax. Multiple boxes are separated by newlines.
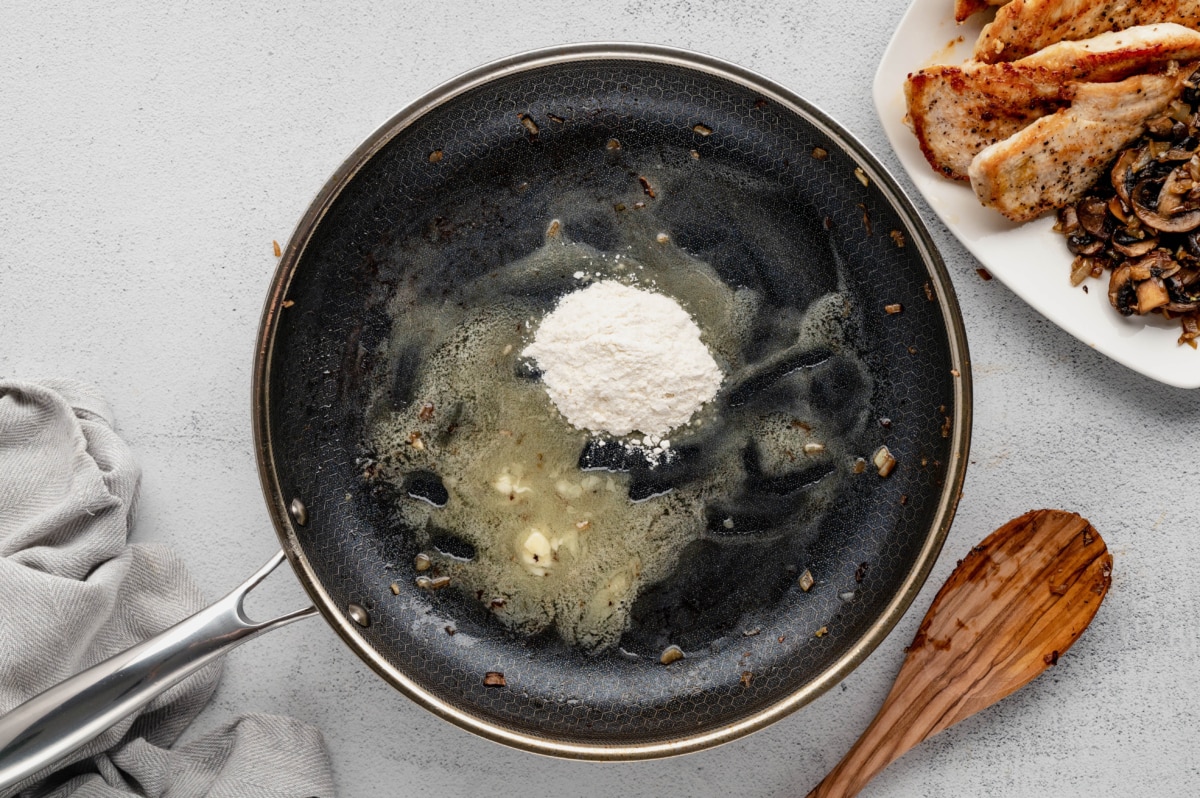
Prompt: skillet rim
<box><xmin>251</xmin><ymin>41</ymin><xmax>973</xmax><ymax>760</ymax></box>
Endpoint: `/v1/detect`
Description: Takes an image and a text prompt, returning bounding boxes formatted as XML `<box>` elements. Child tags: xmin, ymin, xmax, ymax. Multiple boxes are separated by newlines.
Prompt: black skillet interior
<box><xmin>266</xmin><ymin>55</ymin><xmax>963</xmax><ymax>748</ymax></box>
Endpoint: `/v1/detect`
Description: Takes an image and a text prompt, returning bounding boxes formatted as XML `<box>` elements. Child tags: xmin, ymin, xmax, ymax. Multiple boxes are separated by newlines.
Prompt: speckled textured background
<box><xmin>2</xmin><ymin>1</ymin><xmax>1198</xmax><ymax>795</ymax></box>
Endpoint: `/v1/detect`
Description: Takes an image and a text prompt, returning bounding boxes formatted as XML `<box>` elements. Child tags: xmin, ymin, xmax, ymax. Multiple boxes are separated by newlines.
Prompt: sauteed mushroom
<box><xmin>1054</xmin><ymin>73</ymin><xmax>1200</xmax><ymax>347</ymax></box>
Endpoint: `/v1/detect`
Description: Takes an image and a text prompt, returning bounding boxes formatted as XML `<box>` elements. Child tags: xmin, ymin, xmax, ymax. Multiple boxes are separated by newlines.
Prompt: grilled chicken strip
<box><xmin>974</xmin><ymin>0</ymin><xmax>1200</xmax><ymax>63</ymax></box>
<box><xmin>907</xmin><ymin>64</ymin><xmax>1070</xmax><ymax>180</ymax></box>
<box><xmin>1018</xmin><ymin>24</ymin><xmax>1200</xmax><ymax>79</ymax></box>
<box><xmin>906</xmin><ymin>24</ymin><xmax>1200</xmax><ymax>180</ymax></box>
<box><xmin>902</xmin><ymin>26</ymin><xmax>1200</xmax><ymax>180</ymax></box>
<box><xmin>955</xmin><ymin>0</ymin><xmax>1009</xmax><ymax>24</ymax></box>
<box><xmin>969</xmin><ymin>70</ymin><xmax>1193</xmax><ymax>221</ymax></box>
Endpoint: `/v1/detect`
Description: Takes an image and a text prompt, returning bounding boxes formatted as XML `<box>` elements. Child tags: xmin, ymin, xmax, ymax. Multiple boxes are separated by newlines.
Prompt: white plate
<box><xmin>873</xmin><ymin>0</ymin><xmax>1200</xmax><ymax>388</ymax></box>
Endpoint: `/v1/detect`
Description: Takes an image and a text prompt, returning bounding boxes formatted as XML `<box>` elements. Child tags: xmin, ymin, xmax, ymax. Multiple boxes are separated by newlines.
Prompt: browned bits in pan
<box><xmin>924</xmin><ymin>281</ymin><xmax>935</xmax><ymax>301</ymax></box>
<box><xmin>740</xmin><ymin>671</ymin><xmax>754</xmax><ymax>688</ymax></box>
<box><xmin>814</xmin><ymin>626</ymin><xmax>828</xmax><ymax>638</ymax></box>
<box><xmin>606</xmin><ymin>138</ymin><xmax>621</xmax><ymax>151</ymax></box>
<box><xmin>660</xmin><ymin>645</ymin><xmax>685</xmax><ymax>665</ymax></box>
<box><xmin>689</xmin><ymin>149</ymin><xmax>701</xmax><ymax>160</ymax></box>
<box><xmin>281</xmin><ymin>299</ymin><xmax>295</xmax><ymax>309</ymax></box>
<box><xmin>692</xmin><ymin>123</ymin><xmax>713</xmax><ymax>136</ymax></box>
<box><xmin>798</xmin><ymin>569</ymin><xmax>815</xmax><ymax>592</ymax></box>
<box><xmin>428</xmin><ymin>149</ymin><xmax>444</xmax><ymax>163</ymax></box>
<box><xmin>854</xmin><ymin>167</ymin><xmax>869</xmax><ymax>187</ymax></box>
<box><xmin>855</xmin><ymin>562</ymin><xmax>869</xmax><ymax>584</ymax></box>
<box><xmin>483</xmin><ymin>672</ymin><xmax>506</xmax><ymax>687</ymax></box>
<box><xmin>518</xmin><ymin>113</ymin><xmax>539</xmax><ymax>139</ymax></box>
<box><xmin>885</xmin><ymin>303</ymin><xmax>903</xmax><ymax>315</ymax></box>
<box><xmin>889</xmin><ymin>229</ymin><xmax>906</xmax><ymax>248</ymax></box>
<box><xmin>858</xmin><ymin>203</ymin><xmax>872</xmax><ymax>234</ymax></box>
<box><xmin>639</xmin><ymin>176</ymin><xmax>656</xmax><ymax>198</ymax></box>
<box><xmin>873</xmin><ymin>446</ymin><xmax>897</xmax><ymax>477</ymax></box>
<box><xmin>547</xmin><ymin>114</ymin><xmax>565</xmax><ymax>124</ymax></box>
<box><xmin>812</xmin><ymin>146</ymin><xmax>828</xmax><ymax>160</ymax></box>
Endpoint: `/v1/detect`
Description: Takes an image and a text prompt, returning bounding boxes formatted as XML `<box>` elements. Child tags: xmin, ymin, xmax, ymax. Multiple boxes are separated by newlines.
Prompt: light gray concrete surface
<box><xmin>2</xmin><ymin>1</ymin><xmax>1198</xmax><ymax>796</ymax></box>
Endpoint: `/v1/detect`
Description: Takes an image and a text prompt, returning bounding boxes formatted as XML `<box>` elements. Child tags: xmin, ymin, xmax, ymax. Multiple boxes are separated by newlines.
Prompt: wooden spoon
<box><xmin>807</xmin><ymin>508</ymin><xmax>1113</xmax><ymax>798</ymax></box>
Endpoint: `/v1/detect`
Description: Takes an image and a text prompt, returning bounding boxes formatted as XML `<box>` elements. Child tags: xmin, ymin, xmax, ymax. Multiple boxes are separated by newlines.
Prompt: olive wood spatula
<box><xmin>807</xmin><ymin>508</ymin><xmax>1113</xmax><ymax>798</ymax></box>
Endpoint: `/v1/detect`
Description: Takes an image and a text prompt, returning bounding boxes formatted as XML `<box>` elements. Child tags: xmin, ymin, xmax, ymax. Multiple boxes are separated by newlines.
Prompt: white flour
<box><xmin>522</xmin><ymin>280</ymin><xmax>723</xmax><ymax>439</ymax></box>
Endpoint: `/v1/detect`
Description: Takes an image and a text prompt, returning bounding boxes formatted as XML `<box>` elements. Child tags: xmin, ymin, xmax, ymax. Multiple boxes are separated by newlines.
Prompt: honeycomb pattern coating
<box><xmin>266</xmin><ymin>57</ymin><xmax>962</xmax><ymax>747</ymax></box>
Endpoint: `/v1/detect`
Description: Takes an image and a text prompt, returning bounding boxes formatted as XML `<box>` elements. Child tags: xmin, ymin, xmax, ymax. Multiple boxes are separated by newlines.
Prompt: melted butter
<box><xmin>371</xmin><ymin>221</ymin><xmax>858</xmax><ymax>652</ymax></box>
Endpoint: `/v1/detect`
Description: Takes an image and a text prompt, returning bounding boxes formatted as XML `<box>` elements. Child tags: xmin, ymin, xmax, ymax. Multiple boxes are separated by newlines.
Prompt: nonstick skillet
<box><xmin>0</xmin><ymin>44</ymin><xmax>970</xmax><ymax>786</ymax></box>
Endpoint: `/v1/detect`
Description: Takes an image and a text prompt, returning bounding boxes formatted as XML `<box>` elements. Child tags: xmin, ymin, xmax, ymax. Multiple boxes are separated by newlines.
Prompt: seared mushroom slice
<box><xmin>1076</xmin><ymin>196</ymin><xmax>1110</xmax><ymax>238</ymax></box>
<box><xmin>1130</xmin><ymin>164</ymin><xmax>1200</xmax><ymax>234</ymax></box>
<box><xmin>1136</xmin><ymin>278</ymin><xmax>1171</xmax><ymax>313</ymax></box>
<box><xmin>1054</xmin><ymin>204</ymin><xmax>1080</xmax><ymax>235</ymax></box>
<box><xmin>1066</xmin><ymin>233</ymin><xmax>1105</xmax><ymax>256</ymax></box>
<box><xmin>1111</xmin><ymin>146</ymin><xmax>1151</xmax><ymax>208</ymax></box>
<box><xmin>1109</xmin><ymin>264</ymin><xmax>1137</xmax><ymax>316</ymax></box>
<box><xmin>1165</xmin><ymin>269</ymin><xmax>1200</xmax><ymax>312</ymax></box>
<box><xmin>1111</xmin><ymin>228</ymin><xmax>1157</xmax><ymax>258</ymax></box>
<box><xmin>1108</xmin><ymin>195</ymin><xmax>1132</xmax><ymax>224</ymax></box>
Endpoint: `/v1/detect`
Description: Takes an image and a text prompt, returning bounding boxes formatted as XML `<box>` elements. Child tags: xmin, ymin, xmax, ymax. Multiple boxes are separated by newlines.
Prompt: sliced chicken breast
<box><xmin>974</xmin><ymin>0</ymin><xmax>1200</xmax><ymax>63</ymax></box>
<box><xmin>1019</xmin><ymin>23</ymin><xmax>1200</xmax><ymax>80</ymax></box>
<box><xmin>969</xmin><ymin>70</ymin><xmax>1192</xmax><ymax>221</ymax></box>
<box><xmin>906</xmin><ymin>64</ymin><xmax>1071</xmax><ymax>180</ymax></box>
<box><xmin>906</xmin><ymin>24</ymin><xmax>1200</xmax><ymax>181</ymax></box>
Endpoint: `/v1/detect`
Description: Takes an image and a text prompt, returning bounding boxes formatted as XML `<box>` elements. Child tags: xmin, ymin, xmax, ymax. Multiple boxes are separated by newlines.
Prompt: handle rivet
<box><xmin>348</xmin><ymin>603</ymin><xmax>370</xmax><ymax>627</ymax></box>
<box><xmin>288</xmin><ymin>498</ymin><xmax>308</xmax><ymax>527</ymax></box>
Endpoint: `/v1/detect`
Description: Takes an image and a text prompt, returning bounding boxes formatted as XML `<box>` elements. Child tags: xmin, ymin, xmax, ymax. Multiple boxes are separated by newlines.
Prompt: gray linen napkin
<box><xmin>0</xmin><ymin>380</ymin><xmax>334</xmax><ymax>798</ymax></box>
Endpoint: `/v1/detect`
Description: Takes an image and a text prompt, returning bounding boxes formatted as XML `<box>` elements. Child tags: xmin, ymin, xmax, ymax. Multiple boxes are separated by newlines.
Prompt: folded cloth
<box><xmin>0</xmin><ymin>380</ymin><xmax>334</xmax><ymax>798</ymax></box>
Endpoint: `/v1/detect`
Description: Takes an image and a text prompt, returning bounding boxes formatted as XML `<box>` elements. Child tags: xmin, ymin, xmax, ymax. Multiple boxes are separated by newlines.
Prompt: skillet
<box><xmin>0</xmin><ymin>43</ymin><xmax>970</xmax><ymax>784</ymax></box>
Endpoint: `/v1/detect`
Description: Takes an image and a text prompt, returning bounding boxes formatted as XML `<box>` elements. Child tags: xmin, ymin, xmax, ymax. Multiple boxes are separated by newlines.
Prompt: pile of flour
<box><xmin>522</xmin><ymin>280</ymin><xmax>723</xmax><ymax>440</ymax></box>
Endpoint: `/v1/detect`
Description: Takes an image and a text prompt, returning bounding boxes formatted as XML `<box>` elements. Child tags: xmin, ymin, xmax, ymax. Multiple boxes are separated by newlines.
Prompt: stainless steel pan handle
<box><xmin>0</xmin><ymin>551</ymin><xmax>316</xmax><ymax>793</ymax></box>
